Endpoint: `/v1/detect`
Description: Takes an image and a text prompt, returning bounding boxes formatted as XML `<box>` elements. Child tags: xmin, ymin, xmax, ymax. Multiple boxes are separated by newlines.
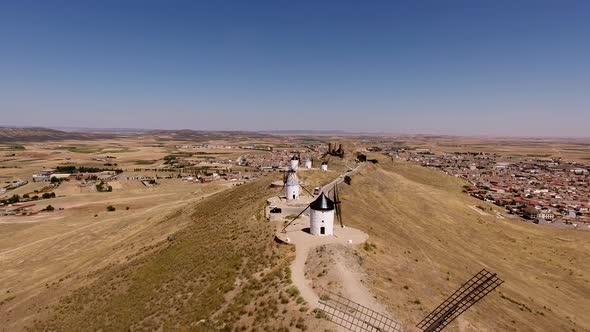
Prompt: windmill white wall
<box><xmin>286</xmin><ymin>183</ymin><xmax>300</xmax><ymax>200</ymax></box>
<box><xmin>290</xmin><ymin>157</ymin><xmax>299</xmax><ymax>171</ymax></box>
<box><xmin>304</xmin><ymin>159</ymin><xmax>312</xmax><ymax>169</ymax></box>
<box><xmin>310</xmin><ymin>209</ymin><xmax>334</xmax><ymax>236</ymax></box>
<box><xmin>285</xmin><ymin>171</ymin><xmax>300</xmax><ymax>201</ymax></box>
<box><xmin>309</xmin><ymin>193</ymin><xmax>335</xmax><ymax>236</ymax></box>
<box><xmin>321</xmin><ymin>162</ymin><xmax>328</xmax><ymax>171</ymax></box>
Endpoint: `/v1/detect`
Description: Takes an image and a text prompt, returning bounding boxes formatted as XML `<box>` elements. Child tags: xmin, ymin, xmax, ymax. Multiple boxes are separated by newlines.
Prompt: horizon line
<box><xmin>1</xmin><ymin>125</ymin><xmax>590</xmax><ymax>140</ymax></box>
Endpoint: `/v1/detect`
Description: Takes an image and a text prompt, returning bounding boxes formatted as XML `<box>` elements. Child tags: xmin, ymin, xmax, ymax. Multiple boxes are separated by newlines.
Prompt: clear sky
<box><xmin>1</xmin><ymin>1</ymin><xmax>589</xmax><ymax>136</ymax></box>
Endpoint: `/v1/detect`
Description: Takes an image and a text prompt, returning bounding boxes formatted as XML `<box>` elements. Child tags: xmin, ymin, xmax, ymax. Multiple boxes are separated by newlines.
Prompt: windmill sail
<box><xmin>333</xmin><ymin>183</ymin><xmax>343</xmax><ymax>227</ymax></box>
<box><xmin>281</xmin><ymin>205</ymin><xmax>309</xmax><ymax>233</ymax></box>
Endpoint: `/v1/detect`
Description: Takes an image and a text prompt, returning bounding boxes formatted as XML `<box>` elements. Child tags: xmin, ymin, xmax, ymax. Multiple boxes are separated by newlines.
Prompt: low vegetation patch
<box><xmin>133</xmin><ymin>160</ymin><xmax>157</xmax><ymax>165</ymax></box>
<box><xmin>96</xmin><ymin>181</ymin><xmax>113</xmax><ymax>192</ymax></box>
<box><xmin>3</xmin><ymin>145</ymin><xmax>26</xmax><ymax>151</ymax></box>
<box><xmin>56</xmin><ymin>165</ymin><xmax>123</xmax><ymax>174</ymax></box>
<box><xmin>344</xmin><ymin>175</ymin><xmax>352</xmax><ymax>185</ymax></box>
<box><xmin>363</xmin><ymin>242</ymin><xmax>377</xmax><ymax>252</ymax></box>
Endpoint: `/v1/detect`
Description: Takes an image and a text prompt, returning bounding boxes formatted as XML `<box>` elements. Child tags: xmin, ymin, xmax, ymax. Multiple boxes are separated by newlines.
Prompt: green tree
<box><xmin>41</xmin><ymin>192</ymin><xmax>55</xmax><ymax>199</ymax></box>
<box><xmin>7</xmin><ymin>195</ymin><xmax>20</xmax><ymax>204</ymax></box>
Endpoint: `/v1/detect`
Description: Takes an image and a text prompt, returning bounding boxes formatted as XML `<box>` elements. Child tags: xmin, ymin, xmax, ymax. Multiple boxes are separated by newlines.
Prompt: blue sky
<box><xmin>1</xmin><ymin>1</ymin><xmax>589</xmax><ymax>136</ymax></box>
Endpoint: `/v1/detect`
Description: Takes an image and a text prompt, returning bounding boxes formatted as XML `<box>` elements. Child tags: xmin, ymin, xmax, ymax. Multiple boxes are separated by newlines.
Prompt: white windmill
<box><xmin>284</xmin><ymin>170</ymin><xmax>300</xmax><ymax>201</ymax></box>
<box><xmin>282</xmin><ymin>184</ymin><xmax>343</xmax><ymax>236</ymax></box>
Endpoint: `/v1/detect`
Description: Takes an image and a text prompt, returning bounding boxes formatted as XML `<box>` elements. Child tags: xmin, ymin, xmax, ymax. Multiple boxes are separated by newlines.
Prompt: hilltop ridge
<box><xmin>336</xmin><ymin>156</ymin><xmax>590</xmax><ymax>331</ymax></box>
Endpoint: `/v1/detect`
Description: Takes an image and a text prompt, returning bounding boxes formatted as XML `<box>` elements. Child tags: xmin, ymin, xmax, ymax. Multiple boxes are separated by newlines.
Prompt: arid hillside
<box><xmin>29</xmin><ymin>175</ymin><xmax>332</xmax><ymax>331</ymax></box>
<box><xmin>339</xmin><ymin>156</ymin><xmax>590</xmax><ymax>332</ymax></box>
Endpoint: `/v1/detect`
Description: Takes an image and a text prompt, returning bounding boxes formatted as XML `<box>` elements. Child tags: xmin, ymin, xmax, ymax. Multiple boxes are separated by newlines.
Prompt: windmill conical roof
<box><xmin>310</xmin><ymin>192</ymin><xmax>335</xmax><ymax>211</ymax></box>
<box><xmin>291</xmin><ymin>155</ymin><xmax>299</xmax><ymax>160</ymax></box>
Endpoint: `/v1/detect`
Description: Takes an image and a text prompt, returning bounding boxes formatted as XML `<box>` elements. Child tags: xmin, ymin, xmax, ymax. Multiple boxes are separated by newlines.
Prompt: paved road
<box><xmin>321</xmin><ymin>162</ymin><xmax>366</xmax><ymax>194</ymax></box>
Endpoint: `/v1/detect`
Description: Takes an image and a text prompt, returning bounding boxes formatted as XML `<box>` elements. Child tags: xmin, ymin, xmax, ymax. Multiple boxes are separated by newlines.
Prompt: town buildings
<box><xmin>390</xmin><ymin>149</ymin><xmax>590</xmax><ymax>229</ymax></box>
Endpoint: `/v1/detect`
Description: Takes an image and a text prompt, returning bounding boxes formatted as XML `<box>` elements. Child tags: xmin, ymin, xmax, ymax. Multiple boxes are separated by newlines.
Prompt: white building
<box><xmin>304</xmin><ymin>159</ymin><xmax>312</xmax><ymax>169</ymax></box>
<box><xmin>309</xmin><ymin>192</ymin><xmax>335</xmax><ymax>236</ymax></box>
<box><xmin>321</xmin><ymin>161</ymin><xmax>328</xmax><ymax>172</ymax></box>
<box><xmin>290</xmin><ymin>155</ymin><xmax>299</xmax><ymax>171</ymax></box>
<box><xmin>539</xmin><ymin>210</ymin><xmax>555</xmax><ymax>221</ymax></box>
<box><xmin>285</xmin><ymin>171</ymin><xmax>300</xmax><ymax>201</ymax></box>
<box><xmin>32</xmin><ymin>174</ymin><xmax>50</xmax><ymax>182</ymax></box>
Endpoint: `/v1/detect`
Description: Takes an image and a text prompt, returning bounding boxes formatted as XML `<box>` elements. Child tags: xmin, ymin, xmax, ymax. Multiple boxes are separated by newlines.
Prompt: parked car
<box><xmin>270</xmin><ymin>207</ymin><xmax>282</xmax><ymax>213</ymax></box>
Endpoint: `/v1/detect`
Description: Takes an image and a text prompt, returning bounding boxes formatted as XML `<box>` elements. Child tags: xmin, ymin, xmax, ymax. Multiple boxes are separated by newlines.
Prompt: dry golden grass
<box><xmin>0</xmin><ymin>136</ymin><xmax>344</xmax><ymax>331</ymax></box>
<box><xmin>0</xmin><ymin>181</ymin><xmax>227</xmax><ymax>330</ymax></box>
<box><xmin>30</xmin><ymin>175</ymin><xmax>330</xmax><ymax>331</ymax></box>
<box><xmin>338</xmin><ymin>155</ymin><xmax>590</xmax><ymax>332</ymax></box>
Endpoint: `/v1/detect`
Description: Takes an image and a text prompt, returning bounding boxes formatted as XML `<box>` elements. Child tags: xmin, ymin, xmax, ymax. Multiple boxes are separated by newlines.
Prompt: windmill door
<box><xmin>320</xmin><ymin>227</ymin><xmax>325</xmax><ymax>235</ymax></box>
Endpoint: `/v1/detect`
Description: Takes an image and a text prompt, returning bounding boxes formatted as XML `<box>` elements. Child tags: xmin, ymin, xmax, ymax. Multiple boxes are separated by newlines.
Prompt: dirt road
<box><xmin>275</xmin><ymin>161</ymin><xmax>400</xmax><ymax>330</ymax></box>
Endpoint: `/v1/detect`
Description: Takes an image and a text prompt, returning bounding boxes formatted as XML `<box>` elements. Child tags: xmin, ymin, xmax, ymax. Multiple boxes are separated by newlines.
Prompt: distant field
<box><xmin>339</xmin><ymin>156</ymin><xmax>590</xmax><ymax>332</ymax></box>
<box><xmin>385</xmin><ymin>136</ymin><xmax>590</xmax><ymax>163</ymax></box>
<box><xmin>52</xmin><ymin>145</ymin><xmax>103</xmax><ymax>154</ymax></box>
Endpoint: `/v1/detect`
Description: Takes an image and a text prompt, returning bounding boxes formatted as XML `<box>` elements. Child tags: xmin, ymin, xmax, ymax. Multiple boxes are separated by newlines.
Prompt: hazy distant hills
<box><xmin>259</xmin><ymin>129</ymin><xmax>349</xmax><ymax>135</ymax></box>
<box><xmin>2</xmin><ymin>127</ymin><xmax>588</xmax><ymax>143</ymax></box>
<box><xmin>0</xmin><ymin>127</ymin><xmax>274</xmax><ymax>143</ymax></box>
<box><xmin>145</xmin><ymin>129</ymin><xmax>272</xmax><ymax>140</ymax></box>
<box><xmin>0</xmin><ymin>127</ymin><xmax>109</xmax><ymax>142</ymax></box>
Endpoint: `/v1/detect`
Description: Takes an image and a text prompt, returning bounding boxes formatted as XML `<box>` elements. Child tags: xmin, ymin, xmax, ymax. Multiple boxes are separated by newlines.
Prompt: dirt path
<box><xmin>332</xmin><ymin>250</ymin><xmax>389</xmax><ymax>313</ymax></box>
<box><xmin>292</xmin><ymin>244</ymin><xmax>319</xmax><ymax>305</ymax></box>
<box><xmin>274</xmin><ymin>162</ymin><xmax>400</xmax><ymax>329</ymax></box>
<box><xmin>58</xmin><ymin>192</ymin><xmax>177</xmax><ymax>209</ymax></box>
<box><xmin>468</xmin><ymin>205</ymin><xmax>488</xmax><ymax>216</ymax></box>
